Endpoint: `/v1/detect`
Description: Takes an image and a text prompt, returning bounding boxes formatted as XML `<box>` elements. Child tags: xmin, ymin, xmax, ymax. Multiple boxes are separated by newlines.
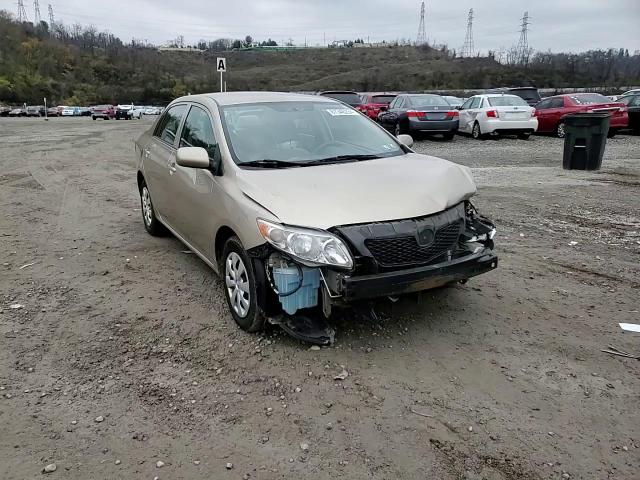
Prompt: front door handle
<box><xmin>143</xmin><ymin>148</ymin><xmax>150</xmax><ymax>158</ymax></box>
<box><xmin>168</xmin><ymin>157</ymin><xmax>177</xmax><ymax>174</ymax></box>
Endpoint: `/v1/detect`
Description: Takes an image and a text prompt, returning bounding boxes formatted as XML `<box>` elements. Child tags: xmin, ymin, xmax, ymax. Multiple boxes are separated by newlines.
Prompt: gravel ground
<box><xmin>1</xmin><ymin>117</ymin><xmax>639</xmax><ymax>480</ymax></box>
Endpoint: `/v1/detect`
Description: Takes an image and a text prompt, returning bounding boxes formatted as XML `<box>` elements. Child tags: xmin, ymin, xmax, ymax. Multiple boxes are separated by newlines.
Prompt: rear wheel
<box><xmin>443</xmin><ymin>132</ymin><xmax>455</xmax><ymax>140</ymax></box>
<box><xmin>221</xmin><ymin>237</ymin><xmax>265</xmax><ymax>333</ymax></box>
<box><xmin>139</xmin><ymin>181</ymin><xmax>165</xmax><ymax>236</ymax></box>
<box><xmin>517</xmin><ymin>132</ymin><xmax>531</xmax><ymax>140</ymax></box>
<box><xmin>472</xmin><ymin>122</ymin><xmax>483</xmax><ymax>140</ymax></box>
<box><xmin>556</xmin><ymin>122</ymin><xmax>566</xmax><ymax>138</ymax></box>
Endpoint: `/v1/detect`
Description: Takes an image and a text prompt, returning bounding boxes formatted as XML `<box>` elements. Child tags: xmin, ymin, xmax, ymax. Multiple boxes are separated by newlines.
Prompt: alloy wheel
<box><xmin>472</xmin><ymin>123</ymin><xmax>481</xmax><ymax>139</ymax></box>
<box><xmin>557</xmin><ymin>123</ymin><xmax>565</xmax><ymax>138</ymax></box>
<box><xmin>141</xmin><ymin>187</ymin><xmax>153</xmax><ymax>227</ymax></box>
<box><xmin>225</xmin><ymin>252</ymin><xmax>250</xmax><ymax>318</ymax></box>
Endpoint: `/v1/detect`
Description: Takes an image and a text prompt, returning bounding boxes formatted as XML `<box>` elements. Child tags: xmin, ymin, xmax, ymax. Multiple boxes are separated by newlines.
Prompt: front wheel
<box><xmin>221</xmin><ymin>237</ymin><xmax>265</xmax><ymax>333</ymax></box>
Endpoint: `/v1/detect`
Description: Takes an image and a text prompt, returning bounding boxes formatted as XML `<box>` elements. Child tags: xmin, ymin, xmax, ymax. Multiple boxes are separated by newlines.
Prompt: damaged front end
<box><xmin>248</xmin><ymin>201</ymin><xmax>497</xmax><ymax>343</ymax></box>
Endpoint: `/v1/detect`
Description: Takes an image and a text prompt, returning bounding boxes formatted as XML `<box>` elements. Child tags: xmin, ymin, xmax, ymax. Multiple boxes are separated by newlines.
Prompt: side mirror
<box><xmin>397</xmin><ymin>134</ymin><xmax>414</xmax><ymax>147</ymax></box>
<box><xmin>455</xmin><ymin>106</ymin><xmax>462</xmax><ymax>110</ymax></box>
<box><xmin>176</xmin><ymin>147</ymin><xmax>210</xmax><ymax>169</ymax></box>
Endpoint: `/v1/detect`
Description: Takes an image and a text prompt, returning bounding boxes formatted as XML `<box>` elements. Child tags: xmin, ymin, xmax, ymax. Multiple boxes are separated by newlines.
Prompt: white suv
<box><xmin>458</xmin><ymin>94</ymin><xmax>538</xmax><ymax>140</ymax></box>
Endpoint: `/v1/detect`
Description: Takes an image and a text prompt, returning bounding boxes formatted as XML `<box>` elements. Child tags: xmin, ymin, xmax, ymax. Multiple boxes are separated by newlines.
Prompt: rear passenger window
<box><xmin>179</xmin><ymin>106</ymin><xmax>217</xmax><ymax>158</ymax></box>
<box><xmin>154</xmin><ymin>105</ymin><xmax>187</xmax><ymax>146</ymax></box>
<box><xmin>460</xmin><ymin>98</ymin><xmax>473</xmax><ymax>110</ymax></box>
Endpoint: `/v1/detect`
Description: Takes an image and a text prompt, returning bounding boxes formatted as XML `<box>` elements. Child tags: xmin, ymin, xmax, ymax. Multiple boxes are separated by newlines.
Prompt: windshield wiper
<box><xmin>304</xmin><ymin>154</ymin><xmax>383</xmax><ymax>165</ymax></box>
<box><xmin>239</xmin><ymin>159</ymin><xmax>306</xmax><ymax>169</ymax></box>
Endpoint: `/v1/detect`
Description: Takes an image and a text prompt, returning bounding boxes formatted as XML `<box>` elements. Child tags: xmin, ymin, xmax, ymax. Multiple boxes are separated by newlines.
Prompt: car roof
<box><xmin>187</xmin><ymin>91</ymin><xmax>336</xmax><ymax>106</ymax></box>
<box><xmin>478</xmin><ymin>93</ymin><xmax>522</xmax><ymax>98</ymax></box>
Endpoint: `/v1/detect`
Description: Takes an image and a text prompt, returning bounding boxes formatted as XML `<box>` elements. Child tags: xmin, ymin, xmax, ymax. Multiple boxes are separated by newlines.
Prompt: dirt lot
<box><xmin>1</xmin><ymin>117</ymin><xmax>639</xmax><ymax>480</ymax></box>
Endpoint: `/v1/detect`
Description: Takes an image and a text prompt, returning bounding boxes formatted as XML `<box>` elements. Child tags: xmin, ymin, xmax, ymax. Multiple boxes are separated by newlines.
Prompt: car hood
<box><xmin>235</xmin><ymin>153</ymin><xmax>477</xmax><ymax>229</ymax></box>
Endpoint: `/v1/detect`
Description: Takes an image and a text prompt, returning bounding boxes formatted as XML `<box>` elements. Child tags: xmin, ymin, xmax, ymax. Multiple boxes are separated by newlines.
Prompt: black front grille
<box><xmin>365</xmin><ymin>222</ymin><xmax>462</xmax><ymax>267</ymax></box>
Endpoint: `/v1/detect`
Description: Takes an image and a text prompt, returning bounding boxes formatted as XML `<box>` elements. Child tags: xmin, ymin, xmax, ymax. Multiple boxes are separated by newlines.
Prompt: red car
<box><xmin>92</xmin><ymin>105</ymin><xmax>116</xmax><ymax>121</ymax></box>
<box><xmin>357</xmin><ymin>93</ymin><xmax>397</xmax><ymax>120</ymax></box>
<box><xmin>534</xmin><ymin>93</ymin><xmax>628</xmax><ymax>138</ymax></box>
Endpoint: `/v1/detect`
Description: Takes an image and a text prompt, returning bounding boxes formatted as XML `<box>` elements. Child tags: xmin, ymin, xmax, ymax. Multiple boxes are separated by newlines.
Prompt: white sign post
<box><xmin>216</xmin><ymin>57</ymin><xmax>227</xmax><ymax>93</ymax></box>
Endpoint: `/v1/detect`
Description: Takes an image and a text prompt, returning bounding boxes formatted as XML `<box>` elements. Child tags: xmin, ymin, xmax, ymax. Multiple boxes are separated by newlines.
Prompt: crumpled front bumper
<box><xmin>337</xmin><ymin>248</ymin><xmax>497</xmax><ymax>301</ymax></box>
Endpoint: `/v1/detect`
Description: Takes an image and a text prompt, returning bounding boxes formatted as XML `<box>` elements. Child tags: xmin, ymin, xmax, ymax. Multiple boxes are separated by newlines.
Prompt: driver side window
<box><xmin>179</xmin><ymin>105</ymin><xmax>218</xmax><ymax>159</ymax></box>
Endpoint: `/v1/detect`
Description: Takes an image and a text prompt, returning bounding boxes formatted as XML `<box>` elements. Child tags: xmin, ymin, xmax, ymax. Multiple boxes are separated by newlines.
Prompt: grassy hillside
<box><xmin>1</xmin><ymin>10</ymin><xmax>639</xmax><ymax>105</ymax></box>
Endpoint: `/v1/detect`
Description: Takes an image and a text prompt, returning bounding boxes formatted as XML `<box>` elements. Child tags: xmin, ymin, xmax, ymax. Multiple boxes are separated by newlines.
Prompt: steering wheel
<box><xmin>312</xmin><ymin>141</ymin><xmax>344</xmax><ymax>154</ymax></box>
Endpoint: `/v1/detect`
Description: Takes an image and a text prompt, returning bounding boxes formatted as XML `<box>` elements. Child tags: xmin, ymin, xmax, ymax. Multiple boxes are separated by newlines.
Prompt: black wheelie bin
<box><xmin>562</xmin><ymin>112</ymin><xmax>610</xmax><ymax>170</ymax></box>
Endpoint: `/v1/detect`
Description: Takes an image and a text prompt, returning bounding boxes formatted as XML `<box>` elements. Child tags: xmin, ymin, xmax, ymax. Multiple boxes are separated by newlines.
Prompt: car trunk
<box><xmin>492</xmin><ymin>106</ymin><xmax>532</xmax><ymax>121</ymax></box>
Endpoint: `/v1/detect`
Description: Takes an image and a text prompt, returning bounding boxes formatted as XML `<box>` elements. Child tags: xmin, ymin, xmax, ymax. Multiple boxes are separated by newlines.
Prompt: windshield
<box><xmin>569</xmin><ymin>94</ymin><xmax>610</xmax><ymax>105</ymax></box>
<box><xmin>443</xmin><ymin>96</ymin><xmax>463</xmax><ymax>106</ymax></box>
<box><xmin>409</xmin><ymin>95</ymin><xmax>449</xmax><ymax>107</ymax></box>
<box><xmin>221</xmin><ymin>101</ymin><xmax>404</xmax><ymax>165</ymax></box>
<box><xmin>488</xmin><ymin>96</ymin><xmax>529</xmax><ymax>107</ymax></box>
<box><xmin>371</xmin><ymin>95</ymin><xmax>396</xmax><ymax>104</ymax></box>
<box><xmin>510</xmin><ymin>89</ymin><xmax>541</xmax><ymax>101</ymax></box>
<box><xmin>320</xmin><ymin>92</ymin><xmax>362</xmax><ymax>105</ymax></box>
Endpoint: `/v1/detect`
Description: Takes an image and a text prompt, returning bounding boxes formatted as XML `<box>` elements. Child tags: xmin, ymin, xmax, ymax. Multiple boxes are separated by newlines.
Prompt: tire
<box><xmin>472</xmin><ymin>122</ymin><xmax>483</xmax><ymax>140</ymax></box>
<box><xmin>443</xmin><ymin>132</ymin><xmax>455</xmax><ymax>140</ymax></box>
<box><xmin>556</xmin><ymin>122</ymin><xmax>566</xmax><ymax>138</ymax></box>
<box><xmin>92</xmin><ymin>116</ymin><xmax>96</xmax><ymax>121</ymax></box>
<box><xmin>221</xmin><ymin>237</ymin><xmax>266</xmax><ymax>333</ymax></box>
<box><xmin>517</xmin><ymin>132</ymin><xmax>531</xmax><ymax>140</ymax></box>
<box><xmin>394</xmin><ymin>121</ymin><xmax>410</xmax><ymax>137</ymax></box>
<box><xmin>139</xmin><ymin>180</ymin><xmax>165</xmax><ymax>236</ymax></box>
<box><xmin>607</xmin><ymin>129</ymin><xmax>617</xmax><ymax>138</ymax></box>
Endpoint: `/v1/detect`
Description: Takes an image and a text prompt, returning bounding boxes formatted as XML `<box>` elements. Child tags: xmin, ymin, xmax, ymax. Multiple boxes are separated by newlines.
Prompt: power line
<box><xmin>17</xmin><ymin>0</ymin><xmax>29</xmax><ymax>22</ymax></box>
<box><xmin>515</xmin><ymin>11</ymin><xmax>531</xmax><ymax>65</ymax></box>
<box><xmin>416</xmin><ymin>1</ymin><xmax>426</xmax><ymax>45</ymax></box>
<box><xmin>33</xmin><ymin>0</ymin><xmax>41</xmax><ymax>24</ymax></box>
<box><xmin>460</xmin><ymin>8</ymin><xmax>474</xmax><ymax>57</ymax></box>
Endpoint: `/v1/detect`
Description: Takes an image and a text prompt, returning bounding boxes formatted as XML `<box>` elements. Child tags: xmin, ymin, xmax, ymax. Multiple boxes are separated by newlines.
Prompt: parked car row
<box><xmin>0</xmin><ymin>104</ymin><xmax>164</xmax><ymax>119</ymax></box>
<box><xmin>317</xmin><ymin>88</ymin><xmax>635</xmax><ymax>140</ymax></box>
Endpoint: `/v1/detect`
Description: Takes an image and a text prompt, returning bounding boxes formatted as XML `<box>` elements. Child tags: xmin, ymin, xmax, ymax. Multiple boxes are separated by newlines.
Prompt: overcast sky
<box><xmin>2</xmin><ymin>0</ymin><xmax>639</xmax><ymax>53</ymax></box>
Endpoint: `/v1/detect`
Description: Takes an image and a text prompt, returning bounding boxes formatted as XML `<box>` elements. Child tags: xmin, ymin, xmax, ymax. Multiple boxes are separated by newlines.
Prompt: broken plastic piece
<box><xmin>270</xmin><ymin>314</ymin><xmax>335</xmax><ymax>346</ymax></box>
<box><xmin>619</xmin><ymin>323</ymin><xmax>640</xmax><ymax>333</ymax></box>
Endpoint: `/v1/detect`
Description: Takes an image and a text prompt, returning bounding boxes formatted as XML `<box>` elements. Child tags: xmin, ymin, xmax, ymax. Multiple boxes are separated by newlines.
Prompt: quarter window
<box><xmin>179</xmin><ymin>105</ymin><xmax>218</xmax><ymax>158</ymax></box>
<box><xmin>154</xmin><ymin>104</ymin><xmax>187</xmax><ymax>146</ymax></box>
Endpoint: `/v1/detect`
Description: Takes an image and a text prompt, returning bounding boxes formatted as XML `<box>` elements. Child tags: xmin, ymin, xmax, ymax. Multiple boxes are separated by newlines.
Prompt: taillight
<box><xmin>486</xmin><ymin>110</ymin><xmax>499</xmax><ymax>118</ymax></box>
<box><xmin>446</xmin><ymin>110</ymin><xmax>459</xmax><ymax>118</ymax></box>
<box><xmin>407</xmin><ymin>110</ymin><xmax>423</xmax><ymax>118</ymax></box>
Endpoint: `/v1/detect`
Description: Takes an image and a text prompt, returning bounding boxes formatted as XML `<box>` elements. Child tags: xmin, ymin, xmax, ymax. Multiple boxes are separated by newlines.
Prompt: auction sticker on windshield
<box><xmin>326</xmin><ymin>108</ymin><xmax>359</xmax><ymax>116</ymax></box>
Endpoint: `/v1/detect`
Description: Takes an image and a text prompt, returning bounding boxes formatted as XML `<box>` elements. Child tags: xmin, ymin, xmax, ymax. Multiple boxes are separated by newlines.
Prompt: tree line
<box><xmin>1</xmin><ymin>10</ymin><xmax>639</xmax><ymax>106</ymax></box>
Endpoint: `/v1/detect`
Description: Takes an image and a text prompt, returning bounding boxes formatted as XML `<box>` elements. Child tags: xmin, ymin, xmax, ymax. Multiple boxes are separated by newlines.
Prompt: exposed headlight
<box><xmin>257</xmin><ymin>219</ymin><xmax>353</xmax><ymax>269</ymax></box>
